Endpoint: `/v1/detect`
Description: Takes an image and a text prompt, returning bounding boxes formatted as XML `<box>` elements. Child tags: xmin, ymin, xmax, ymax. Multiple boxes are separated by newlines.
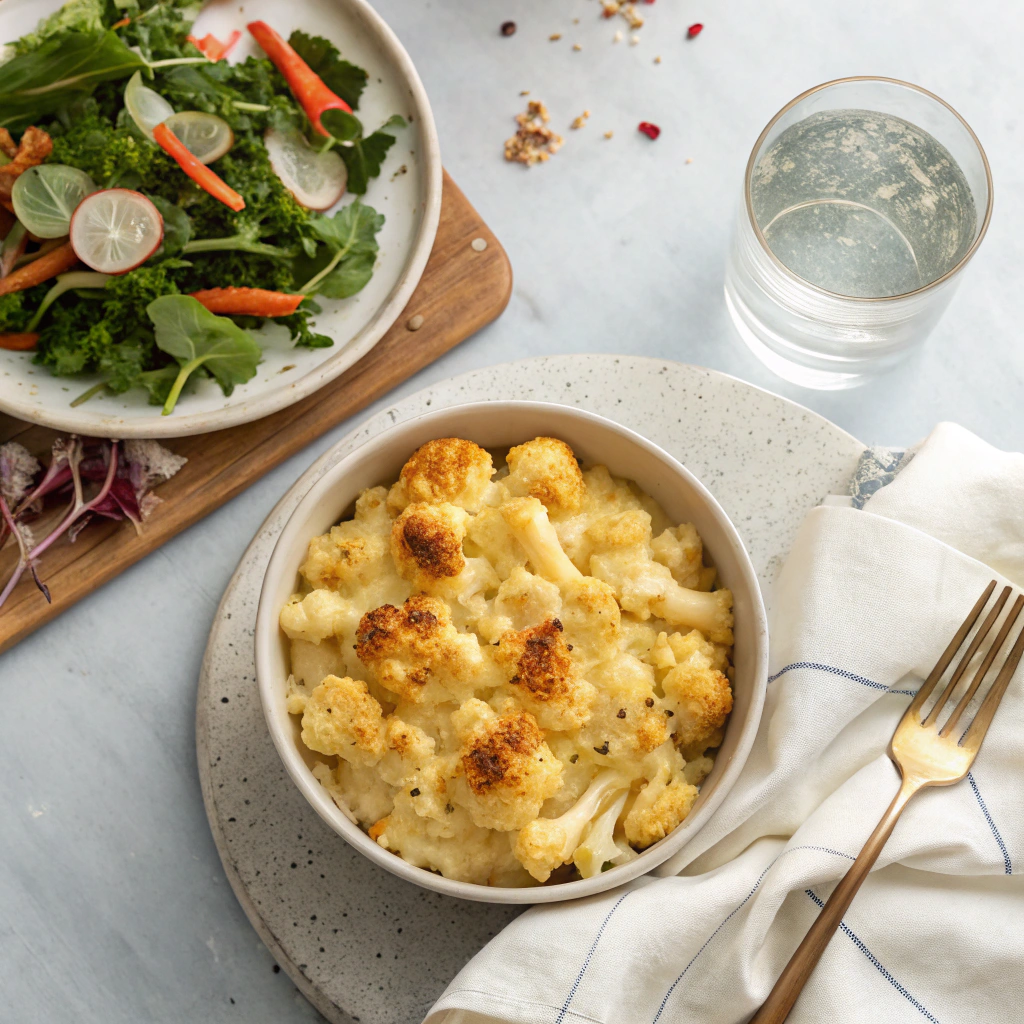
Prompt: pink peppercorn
<box><xmin>638</xmin><ymin>121</ymin><xmax>661</xmax><ymax>140</ymax></box>
<box><xmin>687</xmin><ymin>22</ymin><xmax>703</xmax><ymax>38</ymax></box>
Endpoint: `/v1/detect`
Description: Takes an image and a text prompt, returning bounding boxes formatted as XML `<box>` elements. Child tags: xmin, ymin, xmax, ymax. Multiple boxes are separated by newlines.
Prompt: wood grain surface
<box><xmin>0</xmin><ymin>171</ymin><xmax>512</xmax><ymax>653</ymax></box>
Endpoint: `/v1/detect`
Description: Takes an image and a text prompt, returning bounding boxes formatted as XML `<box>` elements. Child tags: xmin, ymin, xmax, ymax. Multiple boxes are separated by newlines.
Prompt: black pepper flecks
<box><xmin>594</xmin><ymin>741</ymin><xmax>610</xmax><ymax>755</ymax></box>
<box><xmin>645</xmin><ymin>697</ymin><xmax>655</xmax><ymax>707</ymax></box>
<box><xmin>616</xmin><ymin>708</ymin><xmax>627</xmax><ymax>719</ymax></box>
<box><xmin>409</xmin><ymin>788</ymin><xmax>421</xmax><ymax>797</ymax></box>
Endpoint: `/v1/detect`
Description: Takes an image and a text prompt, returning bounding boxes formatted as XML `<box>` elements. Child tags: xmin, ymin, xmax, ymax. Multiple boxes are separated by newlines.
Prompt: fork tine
<box><xmin>962</xmin><ymin>617</ymin><xmax>1024</xmax><ymax>753</ymax></box>
<box><xmin>923</xmin><ymin>585</ymin><xmax>1010</xmax><ymax>728</ymax></box>
<box><xmin>941</xmin><ymin>594</ymin><xmax>1024</xmax><ymax>738</ymax></box>
<box><xmin>907</xmin><ymin>581</ymin><xmax>996</xmax><ymax>720</ymax></box>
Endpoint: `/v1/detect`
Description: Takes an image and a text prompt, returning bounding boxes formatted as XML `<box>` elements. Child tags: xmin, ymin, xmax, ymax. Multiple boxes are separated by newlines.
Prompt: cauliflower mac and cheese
<box><xmin>280</xmin><ymin>436</ymin><xmax>734</xmax><ymax>886</ymax></box>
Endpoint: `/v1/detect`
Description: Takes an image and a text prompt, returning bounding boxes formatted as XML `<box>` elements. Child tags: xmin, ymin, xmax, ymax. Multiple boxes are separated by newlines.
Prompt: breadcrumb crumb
<box><xmin>549</xmin><ymin>32</ymin><xmax>562</xmax><ymax>41</ymax></box>
<box><xmin>613</xmin><ymin>29</ymin><xmax>623</xmax><ymax>42</ymax></box>
<box><xmin>604</xmin><ymin>130</ymin><xmax>614</xmax><ymax>139</ymax></box>
<box><xmin>505</xmin><ymin>100</ymin><xmax>564</xmax><ymax>166</ymax></box>
<box><xmin>571</xmin><ymin>110</ymin><xmax>591</xmax><ymax>130</ymax></box>
<box><xmin>572</xmin><ymin>43</ymin><xmax>582</xmax><ymax>51</ymax></box>
<box><xmin>630</xmin><ymin>34</ymin><xmax>640</xmax><ymax>45</ymax></box>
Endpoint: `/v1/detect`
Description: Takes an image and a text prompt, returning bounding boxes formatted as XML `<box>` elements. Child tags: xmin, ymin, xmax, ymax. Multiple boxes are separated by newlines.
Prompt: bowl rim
<box><xmin>0</xmin><ymin>0</ymin><xmax>443</xmax><ymax>438</ymax></box>
<box><xmin>254</xmin><ymin>399</ymin><xmax>768</xmax><ymax>903</ymax></box>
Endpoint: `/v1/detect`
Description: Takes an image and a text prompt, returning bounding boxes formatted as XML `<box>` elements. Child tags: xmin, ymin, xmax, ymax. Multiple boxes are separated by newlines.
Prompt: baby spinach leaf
<box><xmin>147</xmin><ymin>294</ymin><xmax>261</xmax><ymax>415</ymax></box>
<box><xmin>289</xmin><ymin>30</ymin><xmax>367</xmax><ymax>110</ymax></box>
<box><xmin>321</xmin><ymin>112</ymin><xmax>406</xmax><ymax>195</ymax></box>
<box><xmin>299</xmin><ymin>199</ymin><xmax>384</xmax><ymax>298</ymax></box>
<box><xmin>0</xmin><ymin>30</ymin><xmax>148</xmax><ymax>130</ymax></box>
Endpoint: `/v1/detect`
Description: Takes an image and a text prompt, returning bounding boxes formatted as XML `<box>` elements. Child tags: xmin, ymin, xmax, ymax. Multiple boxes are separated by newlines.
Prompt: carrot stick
<box><xmin>246</xmin><ymin>21</ymin><xmax>351</xmax><ymax>136</ymax></box>
<box><xmin>153</xmin><ymin>123</ymin><xmax>245</xmax><ymax>212</ymax></box>
<box><xmin>189</xmin><ymin>287</ymin><xmax>304</xmax><ymax>316</ymax></box>
<box><xmin>0</xmin><ymin>241</ymin><xmax>78</xmax><ymax>296</ymax></box>
<box><xmin>187</xmin><ymin>30</ymin><xmax>241</xmax><ymax>61</ymax></box>
<box><xmin>0</xmin><ymin>333</ymin><xmax>39</xmax><ymax>351</ymax></box>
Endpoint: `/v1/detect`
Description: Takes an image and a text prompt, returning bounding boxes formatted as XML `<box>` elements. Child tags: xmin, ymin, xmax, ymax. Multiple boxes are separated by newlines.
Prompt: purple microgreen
<box><xmin>13</xmin><ymin>437</ymin><xmax>74</xmax><ymax>517</ymax></box>
<box><xmin>122</xmin><ymin>439</ymin><xmax>187</xmax><ymax>503</ymax></box>
<box><xmin>0</xmin><ymin>498</ymin><xmax>37</xmax><ymax>608</ymax></box>
<box><xmin>0</xmin><ymin>441</ymin><xmax>41</xmax><ymax>508</ymax></box>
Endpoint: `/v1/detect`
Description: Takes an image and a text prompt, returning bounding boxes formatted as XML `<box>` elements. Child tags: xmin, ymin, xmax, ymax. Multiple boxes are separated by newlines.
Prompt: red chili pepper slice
<box><xmin>187</xmin><ymin>30</ymin><xmax>242</xmax><ymax>62</ymax></box>
<box><xmin>153</xmin><ymin>123</ymin><xmax>245</xmax><ymax>212</ymax></box>
<box><xmin>247</xmin><ymin>21</ymin><xmax>352</xmax><ymax>136</ymax></box>
<box><xmin>0</xmin><ymin>332</ymin><xmax>39</xmax><ymax>350</ymax></box>
<box><xmin>189</xmin><ymin>287</ymin><xmax>304</xmax><ymax>317</ymax></box>
<box><xmin>638</xmin><ymin>121</ymin><xmax>661</xmax><ymax>140</ymax></box>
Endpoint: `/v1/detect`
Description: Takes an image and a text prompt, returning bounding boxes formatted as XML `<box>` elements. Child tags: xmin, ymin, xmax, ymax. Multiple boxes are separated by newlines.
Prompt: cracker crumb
<box><xmin>504</xmin><ymin>100</ymin><xmax>564</xmax><ymax>166</ymax></box>
<box><xmin>654</xmin><ymin>55</ymin><xmax>662</xmax><ymax>64</ymax></box>
<box><xmin>520</xmin><ymin>90</ymin><xmax>530</xmax><ymax>96</ymax></box>
<box><xmin>573</xmin><ymin>17</ymin><xmax>580</xmax><ymax>24</ymax></box>
<box><xmin>571</xmin><ymin>110</ymin><xmax>591</xmax><ymax>130</ymax></box>
<box><xmin>622</xmin><ymin>4</ymin><xmax>644</xmax><ymax>29</ymax></box>
<box><xmin>549</xmin><ymin>32</ymin><xmax>562</xmax><ymax>41</ymax></box>
<box><xmin>686</xmin><ymin>157</ymin><xmax>694</xmax><ymax>164</ymax></box>
<box><xmin>572</xmin><ymin>43</ymin><xmax>582</xmax><ymax>51</ymax></box>
<box><xmin>604</xmin><ymin>130</ymin><xmax>614</xmax><ymax>139</ymax></box>
<box><xmin>629</xmin><ymin>34</ymin><xmax>640</xmax><ymax>45</ymax></box>
<box><xmin>613</xmin><ymin>29</ymin><xmax>623</xmax><ymax>43</ymax></box>
<box><xmin>602</xmin><ymin>1</ymin><xmax>620</xmax><ymax>17</ymax></box>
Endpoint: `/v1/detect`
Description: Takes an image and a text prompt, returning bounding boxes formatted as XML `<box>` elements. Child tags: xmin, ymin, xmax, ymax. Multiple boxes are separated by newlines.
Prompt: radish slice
<box><xmin>164</xmin><ymin>111</ymin><xmax>234</xmax><ymax>165</ymax></box>
<box><xmin>264</xmin><ymin>128</ymin><xmax>347</xmax><ymax>211</ymax></box>
<box><xmin>124</xmin><ymin>71</ymin><xmax>175</xmax><ymax>142</ymax></box>
<box><xmin>70</xmin><ymin>190</ymin><xmax>164</xmax><ymax>275</ymax></box>
<box><xmin>11</xmin><ymin>164</ymin><xmax>96</xmax><ymax>238</ymax></box>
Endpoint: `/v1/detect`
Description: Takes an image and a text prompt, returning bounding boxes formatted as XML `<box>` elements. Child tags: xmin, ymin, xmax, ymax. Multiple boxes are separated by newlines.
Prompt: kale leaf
<box><xmin>321</xmin><ymin>110</ymin><xmax>406</xmax><ymax>195</ymax></box>
<box><xmin>289</xmin><ymin>30</ymin><xmax>368</xmax><ymax>110</ymax></box>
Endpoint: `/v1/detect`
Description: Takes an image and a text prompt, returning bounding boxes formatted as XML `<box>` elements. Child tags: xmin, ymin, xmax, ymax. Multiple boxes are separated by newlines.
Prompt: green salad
<box><xmin>0</xmin><ymin>0</ymin><xmax>407</xmax><ymax>413</ymax></box>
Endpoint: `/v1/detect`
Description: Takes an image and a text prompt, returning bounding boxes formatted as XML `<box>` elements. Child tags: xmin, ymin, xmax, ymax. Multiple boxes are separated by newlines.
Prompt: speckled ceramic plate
<box><xmin>196</xmin><ymin>355</ymin><xmax>866</xmax><ymax>1024</ymax></box>
<box><xmin>0</xmin><ymin>0</ymin><xmax>442</xmax><ymax>438</ymax></box>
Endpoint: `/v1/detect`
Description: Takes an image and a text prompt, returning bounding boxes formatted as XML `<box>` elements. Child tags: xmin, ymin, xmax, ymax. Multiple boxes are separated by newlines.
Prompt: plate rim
<box><xmin>0</xmin><ymin>0</ymin><xmax>443</xmax><ymax>439</ymax></box>
<box><xmin>194</xmin><ymin>355</ymin><xmax>866</xmax><ymax>1024</ymax></box>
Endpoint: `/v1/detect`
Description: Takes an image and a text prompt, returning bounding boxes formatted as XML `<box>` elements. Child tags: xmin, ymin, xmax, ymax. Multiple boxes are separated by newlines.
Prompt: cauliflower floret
<box><xmin>494</xmin><ymin>619</ymin><xmax>596</xmax><ymax>731</ymax></box>
<box><xmin>501</xmin><ymin>497</ymin><xmax>583</xmax><ymax>585</ymax></box>
<box><xmin>300</xmin><ymin>675</ymin><xmax>386</xmax><ymax>765</ymax></box>
<box><xmin>661</xmin><ymin>630</ymin><xmax>734</xmax><ymax>757</ymax></box>
<box><xmin>557</xmin><ymin>576</ymin><xmax>622</xmax><ymax>667</ymax></box>
<box><xmin>376</xmin><ymin>715</ymin><xmax>438</xmax><ymax>787</ymax></box>
<box><xmin>650</xmin><ymin>523</ymin><xmax>713</xmax><ymax>590</ymax></box>
<box><xmin>505</xmin><ymin>437</ymin><xmax>585</xmax><ymax>517</ymax></box>
<box><xmin>279</xmin><ymin>589</ymin><xmax>359</xmax><ymax>645</ymax></box>
<box><xmin>476</xmin><ymin>566</ymin><xmax>563</xmax><ymax>643</ymax></box>
<box><xmin>450</xmin><ymin>699</ymin><xmax>563</xmax><ymax>831</ymax></box>
<box><xmin>585</xmin><ymin>509</ymin><xmax>734</xmax><ymax>643</ymax></box>
<box><xmin>513</xmin><ymin>768</ymin><xmax>629</xmax><ymax>882</ymax></box>
<box><xmin>300</xmin><ymin>487</ymin><xmax>396</xmax><ymax>597</ymax></box>
<box><xmin>313</xmin><ymin>760</ymin><xmax>393</xmax><ymax>825</ymax></box>
<box><xmin>541</xmin><ymin>734</ymin><xmax>601</xmax><ymax>816</ymax></box>
<box><xmin>579</xmin><ymin>654</ymin><xmax>669</xmax><ymax>771</ymax></box>
<box><xmin>391</xmin><ymin>502</ymin><xmax>469</xmax><ymax>587</ymax></box>
<box><xmin>624</xmin><ymin>743</ymin><xmax>699</xmax><ymax>849</ymax></box>
<box><xmin>286</xmin><ymin>637</ymin><xmax>349</xmax><ymax>712</ymax></box>
<box><xmin>387</xmin><ymin>438</ymin><xmax>498</xmax><ymax>513</ymax></box>
<box><xmin>354</xmin><ymin>595</ymin><xmax>496</xmax><ymax>703</ymax></box>
<box><xmin>464</xmin><ymin>506</ymin><xmax>528</xmax><ymax>581</ymax></box>
<box><xmin>573</xmin><ymin>789</ymin><xmax>637</xmax><ymax>879</ymax></box>
<box><xmin>580</xmin><ymin>465</ymin><xmax>645</xmax><ymax>517</ymax></box>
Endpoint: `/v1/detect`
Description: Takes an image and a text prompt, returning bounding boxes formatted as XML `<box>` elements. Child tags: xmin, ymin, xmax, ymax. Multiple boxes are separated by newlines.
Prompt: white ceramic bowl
<box><xmin>0</xmin><ymin>0</ymin><xmax>442</xmax><ymax>437</ymax></box>
<box><xmin>255</xmin><ymin>401</ymin><xmax>768</xmax><ymax>904</ymax></box>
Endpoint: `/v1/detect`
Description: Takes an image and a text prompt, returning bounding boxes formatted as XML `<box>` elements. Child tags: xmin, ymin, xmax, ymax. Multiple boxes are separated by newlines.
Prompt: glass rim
<box><xmin>743</xmin><ymin>75</ymin><xmax>994</xmax><ymax>304</ymax></box>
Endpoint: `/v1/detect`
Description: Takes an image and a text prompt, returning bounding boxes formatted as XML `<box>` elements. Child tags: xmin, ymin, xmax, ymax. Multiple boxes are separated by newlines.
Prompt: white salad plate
<box><xmin>197</xmin><ymin>355</ymin><xmax>867</xmax><ymax>1024</ymax></box>
<box><xmin>0</xmin><ymin>0</ymin><xmax>442</xmax><ymax>438</ymax></box>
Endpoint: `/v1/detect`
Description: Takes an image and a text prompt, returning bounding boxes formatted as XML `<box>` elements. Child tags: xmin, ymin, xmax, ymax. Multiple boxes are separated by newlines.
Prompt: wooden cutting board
<box><xmin>0</xmin><ymin>171</ymin><xmax>512</xmax><ymax>654</ymax></box>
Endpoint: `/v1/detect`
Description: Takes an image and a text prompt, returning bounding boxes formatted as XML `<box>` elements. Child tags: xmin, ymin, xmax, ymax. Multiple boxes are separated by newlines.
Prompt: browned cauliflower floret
<box><xmin>300</xmin><ymin>486</ymin><xmax>394</xmax><ymax>595</ymax></box>
<box><xmin>661</xmin><ymin>630</ymin><xmax>734</xmax><ymax>757</ymax></box>
<box><xmin>391</xmin><ymin>502</ymin><xmax>469</xmax><ymax>588</ymax></box>
<box><xmin>355</xmin><ymin>595</ymin><xmax>495</xmax><ymax>704</ymax></box>
<box><xmin>376</xmin><ymin>715</ymin><xmax>438</xmax><ymax>787</ymax></box>
<box><xmin>477</xmin><ymin>566</ymin><xmax>563</xmax><ymax>642</ymax></box>
<box><xmin>494</xmin><ymin>619</ymin><xmax>596</xmax><ymax>731</ymax></box>
<box><xmin>387</xmin><ymin>438</ymin><xmax>497</xmax><ymax>513</ymax></box>
<box><xmin>300</xmin><ymin>675</ymin><xmax>386</xmax><ymax>765</ymax></box>
<box><xmin>279</xmin><ymin>589</ymin><xmax>359</xmax><ymax>645</ymax></box>
<box><xmin>513</xmin><ymin>768</ymin><xmax>629</xmax><ymax>882</ymax></box>
<box><xmin>450</xmin><ymin>699</ymin><xmax>563</xmax><ymax>831</ymax></box>
<box><xmin>505</xmin><ymin>437</ymin><xmax>585</xmax><ymax>517</ymax></box>
<box><xmin>501</xmin><ymin>496</ymin><xmax>583</xmax><ymax>585</ymax></box>
<box><xmin>624</xmin><ymin>744</ymin><xmax>699</xmax><ymax>849</ymax></box>
<box><xmin>579</xmin><ymin>654</ymin><xmax>669</xmax><ymax>770</ymax></box>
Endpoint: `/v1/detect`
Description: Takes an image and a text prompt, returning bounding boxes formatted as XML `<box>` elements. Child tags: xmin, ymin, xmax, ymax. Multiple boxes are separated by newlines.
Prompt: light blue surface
<box><xmin>2</xmin><ymin>1</ymin><xmax>1022</xmax><ymax>1021</ymax></box>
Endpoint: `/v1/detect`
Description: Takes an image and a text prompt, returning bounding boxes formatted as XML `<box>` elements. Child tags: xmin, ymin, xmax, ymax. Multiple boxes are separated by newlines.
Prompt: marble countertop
<box><xmin>3</xmin><ymin>0</ymin><xmax>1022</xmax><ymax>1021</ymax></box>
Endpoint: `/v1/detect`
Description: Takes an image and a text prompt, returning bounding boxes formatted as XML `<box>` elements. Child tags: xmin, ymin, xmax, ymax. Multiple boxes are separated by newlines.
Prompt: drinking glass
<box><xmin>724</xmin><ymin>77</ymin><xmax>993</xmax><ymax>390</ymax></box>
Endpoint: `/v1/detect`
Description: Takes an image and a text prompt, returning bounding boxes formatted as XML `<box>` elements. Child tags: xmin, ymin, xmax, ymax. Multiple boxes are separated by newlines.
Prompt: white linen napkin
<box><xmin>424</xmin><ymin>422</ymin><xmax>1024</xmax><ymax>1024</ymax></box>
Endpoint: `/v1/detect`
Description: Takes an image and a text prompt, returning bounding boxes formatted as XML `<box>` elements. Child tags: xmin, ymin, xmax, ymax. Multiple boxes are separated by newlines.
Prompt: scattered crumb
<box><xmin>613</xmin><ymin>30</ymin><xmax>623</xmax><ymax>43</ymax></box>
<box><xmin>549</xmin><ymin>32</ymin><xmax>562</xmax><ymax>41</ymax></box>
<box><xmin>654</xmin><ymin>55</ymin><xmax>662</xmax><ymax>64</ymax></box>
<box><xmin>390</xmin><ymin>163</ymin><xmax>408</xmax><ymax>181</ymax></box>
<box><xmin>504</xmin><ymin>100</ymin><xmax>564</xmax><ymax>166</ymax></box>
<box><xmin>520</xmin><ymin>89</ymin><xmax>530</xmax><ymax>96</ymax></box>
<box><xmin>278</xmin><ymin>364</ymin><xmax>296</xmax><ymax>374</ymax></box>
<box><xmin>622</xmin><ymin>5</ymin><xmax>644</xmax><ymax>29</ymax></box>
<box><xmin>571</xmin><ymin>110</ymin><xmax>591</xmax><ymax>130</ymax></box>
<box><xmin>602</xmin><ymin>1</ymin><xmax>620</xmax><ymax>17</ymax></box>
<box><xmin>685</xmin><ymin>157</ymin><xmax>694</xmax><ymax>164</ymax></box>
<box><xmin>604</xmin><ymin>130</ymin><xmax>614</xmax><ymax>139</ymax></box>
<box><xmin>573</xmin><ymin>17</ymin><xmax>580</xmax><ymax>24</ymax></box>
<box><xmin>572</xmin><ymin>43</ymin><xmax>582</xmax><ymax>51</ymax></box>
<box><xmin>630</xmin><ymin>34</ymin><xmax>640</xmax><ymax>45</ymax></box>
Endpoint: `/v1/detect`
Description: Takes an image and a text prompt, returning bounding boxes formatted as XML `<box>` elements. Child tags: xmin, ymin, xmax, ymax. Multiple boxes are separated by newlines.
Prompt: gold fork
<box><xmin>751</xmin><ymin>580</ymin><xmax>1024</xmax><ymax>1024</ymax></box>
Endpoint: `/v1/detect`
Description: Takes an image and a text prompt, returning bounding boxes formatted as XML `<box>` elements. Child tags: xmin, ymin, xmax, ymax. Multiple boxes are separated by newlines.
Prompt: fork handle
<box><xmin>749</xmin><ymin>775</ymin><xmax>922</xmax><ymax>1024</ymax></box>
